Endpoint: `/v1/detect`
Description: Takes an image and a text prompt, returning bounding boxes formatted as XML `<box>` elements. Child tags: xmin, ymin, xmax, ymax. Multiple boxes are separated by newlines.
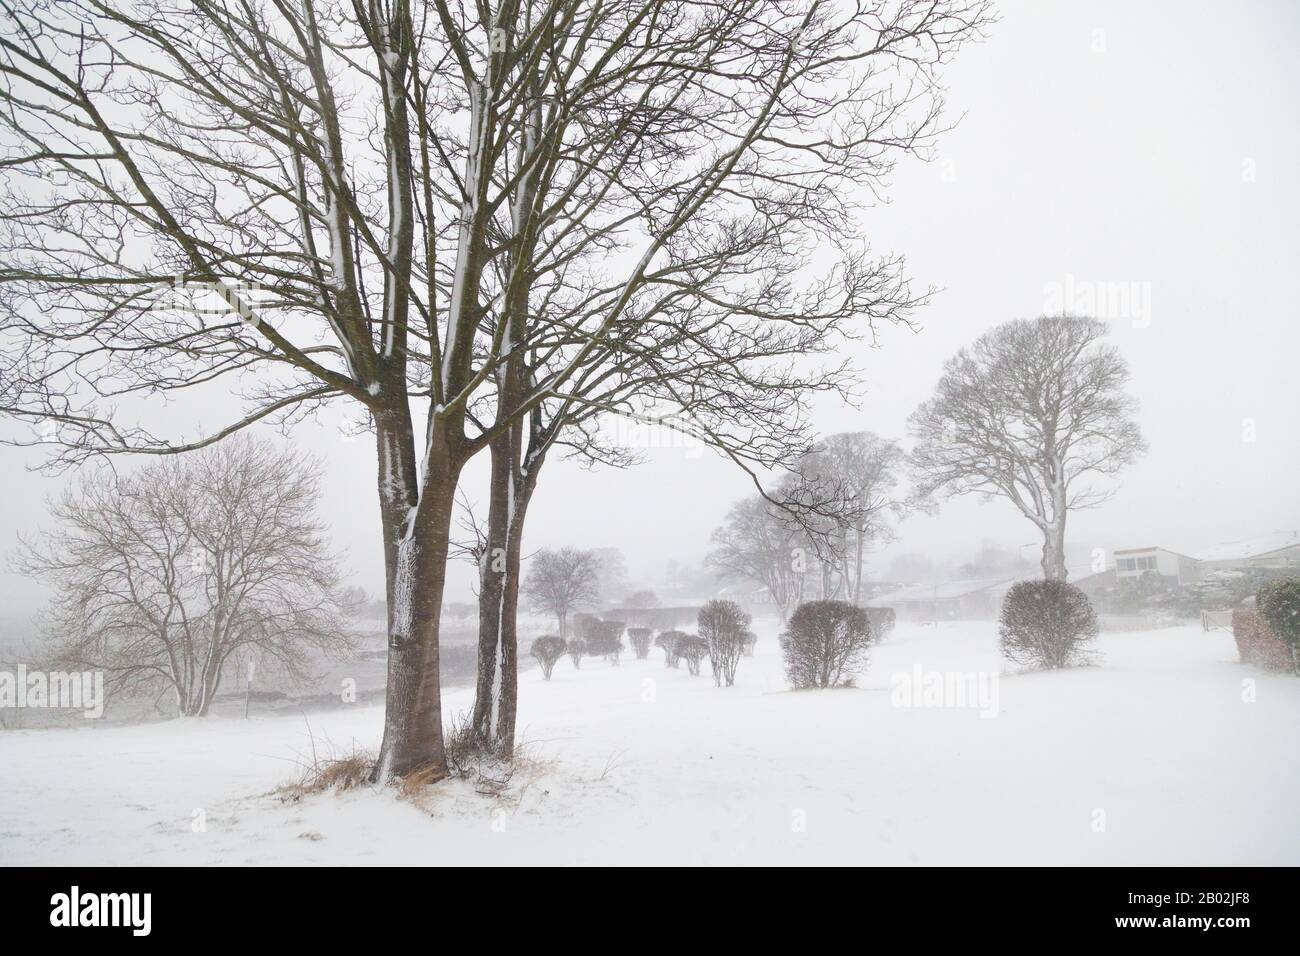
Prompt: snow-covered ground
<box><xmin>2</xmin><ymin>620</ymin><xmax>1297</xmax><ymax>866</ymax></box>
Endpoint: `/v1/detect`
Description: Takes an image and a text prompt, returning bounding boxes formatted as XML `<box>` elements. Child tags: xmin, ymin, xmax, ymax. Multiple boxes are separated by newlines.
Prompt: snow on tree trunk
<box><xmin>374</xmin><ymin>415</ymin><xmax>461</xmax><ymax>782</ymax></box>
<box><xmin>472</xmin><ymin>439</ymin><xmax>511</xmax><ymax>745</ymax></box>
<box><xmin>1040</xmin><ymin>524</ymin><xmax>1067</xmax><ymax>582</ymax></box>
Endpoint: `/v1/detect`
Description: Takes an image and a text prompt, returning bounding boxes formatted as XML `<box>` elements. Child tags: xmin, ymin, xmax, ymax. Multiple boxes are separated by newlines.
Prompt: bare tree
<box><xmin>707</xmin><ymin>492</ymin><xmax>807</xmax><ymax>622</ymax></box>
<box><xmin>0</xmin><ymin>0</ymin><xmax>992</xmax><ymax>777</ymax></box>
<box><xmin>908</xmin><ymin>316</ymin><xmax>1145</xmax><ymax>581</ymax></box>
<box><xmin>522</xmin><ymin>547</ymin><xmax>599</xmax><ymax>638</ymax></box>
<box><xmin>455</xmin><ymin>0</ymin><xmax>993</xmax><ymax>752</ymax></box>
<box><xmin>16</xmin><ymin>438</ymin><xmax>352</xmax><ymax>716</ymax></box>
<box><xmin>794</xmin><ymin>433</ymin><xmax>906</xmax><ymax>603</ymax></box>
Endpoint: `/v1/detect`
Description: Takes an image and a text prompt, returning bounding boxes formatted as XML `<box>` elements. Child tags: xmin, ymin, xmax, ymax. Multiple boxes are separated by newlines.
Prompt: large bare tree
<box><xmin>907</xmin><ymin>316</ymin><xmax>1146</xmax><ymax>581</ymax></box>
<box><xmin>16</xmin><ymin>437</ymin><xmax>353</xmax><ymax>716</ymax></box>
<box><xmin>0</xmin><ymin>0</ymin><xmax>992</xmax><ymax>779</ymax></box>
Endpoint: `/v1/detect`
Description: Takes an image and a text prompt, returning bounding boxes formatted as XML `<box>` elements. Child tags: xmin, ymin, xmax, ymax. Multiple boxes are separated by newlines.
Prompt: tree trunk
<box><xmin>470</xmin><ymin>436</ymin><xmax>534</xmax><ymax>752</ymax></box>
<box><xmin>1041</xmin><ymin>521</ymin><xmax>1067</xmax><ymax>582</ymax></box>
<box><xmin>852</xmin><ymin>529</ymin><xmax>865</xmax><ymax>605</ymax></box>
<box><xmin>471</xmin><ymin>440</ymin><xmax>510</xmax><ymax>746</ymax></box>
<box><xmin>374</xmin><ymin>414</ymin><xmax>461</xmax><ymax>782</ymax></box>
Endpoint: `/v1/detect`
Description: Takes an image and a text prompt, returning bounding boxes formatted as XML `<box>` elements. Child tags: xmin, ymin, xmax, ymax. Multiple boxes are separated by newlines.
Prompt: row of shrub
<box><xmin>531</xmin><ymin>600</ymin><xmax>900</xmax><ymax>688</ymax></box>
<box><xmin>773</xmin><ymin>582</ymin><xmax>1102</xmax><ymax>689</ymax></box>
<box><xmin>536</xmin><ymin>577</ymin><xmax>1300</xmax><ymax>687</ymax></box>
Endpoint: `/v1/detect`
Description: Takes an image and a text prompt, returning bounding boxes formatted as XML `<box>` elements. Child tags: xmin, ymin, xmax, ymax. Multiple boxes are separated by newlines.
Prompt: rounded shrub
<box><xmin>780</xmin><ymin>600</ymin><xmax>871</xmax><ymax>689</ymax></box>
<box><xmin>675</xmin><ymin>635</ymin><xmax>709</xmax><ymax>676</ymax></box>
<box><xmin>998</xmin><ymin>579</ymin><xmax>1098</xmax><ymax>669</ymax></box>
<box><xmin>627</xmin><ymin>627</ymin><xmax>653</xmax><ymax>659</ymax></box>
<box><xmin>530</xmin><ymin>635</ymin><xmax>566</xmax><ymax>680</ymax></box>
<box><xmin>565</xmin><ymin>639</ymin><xmax>586</xmax><ymax>669</ymax></box>
<box><xmin>587</xmin><ymin>619</ymin><xmax>625</xmax><ymax>664</ymax></box>
<box><xmin>655</xmin><ymin>630</ymin><xmax>687</xmax><ymax>668</ymax></box>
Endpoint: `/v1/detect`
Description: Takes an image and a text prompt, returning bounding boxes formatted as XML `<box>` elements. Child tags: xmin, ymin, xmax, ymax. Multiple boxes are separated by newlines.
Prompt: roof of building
<box><xmin>1113</xmin><ymin>545</ymin><xmax>1196</xmax><ymax>558</ymax></box>
<box><xmin>1196</xmin><ymin>531</ymin><xmax>1300</xmax><ymax>563</ymax></box>
<box><xmin>871</xmin><ymin>576</ymin><xmax>1015</xmax><ymax>605</ymax></box>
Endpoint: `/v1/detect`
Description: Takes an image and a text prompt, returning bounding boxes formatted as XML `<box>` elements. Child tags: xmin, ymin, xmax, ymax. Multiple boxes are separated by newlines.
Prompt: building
<box><xmin>1112</xmin><ymin>546</ymin><xmax>1201</xmax><ymax>585</ymax></box>
<box><xmin>870</xmin><ymin>577</ymin><xmax>1015</xmax><ymax>620</ymax></box>
<box><xmin>1196</xmin><ymin>531</ymin><xmax>1300</xmax><ymax>573</ymax></box>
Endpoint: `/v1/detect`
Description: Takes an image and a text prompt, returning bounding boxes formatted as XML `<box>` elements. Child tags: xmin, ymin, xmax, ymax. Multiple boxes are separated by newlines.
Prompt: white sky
<box><xmin>2</xmin><ymin>0</ymin><xmax>1298</xmax><ymax>618</ymax></box>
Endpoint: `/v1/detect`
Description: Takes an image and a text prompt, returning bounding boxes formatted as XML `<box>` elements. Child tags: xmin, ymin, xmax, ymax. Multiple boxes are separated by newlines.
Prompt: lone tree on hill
<box><xmin>908</xmin><ymin>316</ymin><xmax>1145</xmax><ymax>581</ymax></box>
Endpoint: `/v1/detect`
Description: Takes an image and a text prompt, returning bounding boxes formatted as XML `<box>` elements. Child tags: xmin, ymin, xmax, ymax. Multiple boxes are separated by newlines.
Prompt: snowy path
<box><xmin>2</xmin><ymin>621</ymin><xmax>1297</xmax><ymax>865</ymax></box>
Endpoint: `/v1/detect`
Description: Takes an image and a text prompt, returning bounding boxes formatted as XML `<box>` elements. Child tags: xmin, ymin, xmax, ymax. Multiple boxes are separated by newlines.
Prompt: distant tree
<box><xmin>698</xmin><ymin>600</ymin><xmax>751</xmax><ymax>687</ymax></box>
<box><xmin>998</xmin><ymin>580</ymin><xmax>1098</xmax><ymax>669</ymax></box>
<box><xmin>530</xmin><ymin>637</ymin><xmax>567</xmax><ymax>681</ymax></box>
<box><xmin>18</xmin><ymin>438</ymin><xmax>353</xmax><ymax>716</ymax></box>
<box><xmin>909</xmin><ymin>317</ymin><xmax>1146</xmax><ymax>581</ymax></box>
<box><xmin>524</xmin><ymin>549</ymin><xmax>600</xmax><ymax>638</ymax></box>
<box><xmin>591</xmin><ymin>548</ymin><xmax>629</xmax><ymax>606</ymax></box>
<box><xmin>624</xmin><ymin>590</ymin><xmax>661</xmax><ymax>609</ymax></box>
<box><xmin>707</xmin><ymin>493</ymin><xmax>805</xmax><ymax>622</ymax></box>
<box><xmin>792</xmin><ymin>433</ymin><xmax>906</xmax><ymax>604</ymax></box>
<box><xmin>781</xmin><ymin>601</ymin><xmax>872</xmax><ymax>689</ymax></box>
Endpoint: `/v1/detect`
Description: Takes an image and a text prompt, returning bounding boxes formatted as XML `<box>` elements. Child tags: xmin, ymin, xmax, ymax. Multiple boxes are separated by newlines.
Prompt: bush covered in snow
<box><xmin>781</xmin><ymin>600</ymin><xmax>871</xmax><ymax>689</ymax></box>
<box><xmin>998</xmin><ymin>580</ymin><xmax>1098</xmax><ymax>669</ymax></box>
<box><xmin>740</xmin><ymin>631</ymin><xmax>758</xmax><ymax>656</ymax></box>
<box><xmin>531</xmin><ymin>636</ymin><xmax>566</xmax><ymax>680</ymax></box>
<box><xmin>627</xmin><ymin>627</ymin><xmax>653</xmax><ymax>659</ymax></box>
<box><xmin>566</xmin><ymin>639</ymin><xmax>586</xmax><ymax>669</ymax></box>
<box><xmin>1231</xmin><ymin>608</ymin><xmax>1293</xmax><ymax>671</ymax></box>
<box><xmin>1257</xmin><ymin>578</ymin><xmax>1300</xmax><ymax>673</ymax></box>
<box><xmin>698</xmin><ymin>599</ymin><xmax>751</xmax><ymax>687</ymax></box>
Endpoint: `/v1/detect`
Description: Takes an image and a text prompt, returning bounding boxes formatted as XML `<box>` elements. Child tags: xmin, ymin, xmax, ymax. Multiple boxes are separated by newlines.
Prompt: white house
<box><xmin>1112</xmin><ymin>546</ymin><xmax>1201</xmax><ymax>585</ymax></box>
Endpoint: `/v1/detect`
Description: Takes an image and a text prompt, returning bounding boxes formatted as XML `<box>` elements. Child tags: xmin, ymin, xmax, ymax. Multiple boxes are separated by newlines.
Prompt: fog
<box><xmin>2</xmin><ymin>0</ymin><xmax>1298</xmax><ymax>619</ymax></box>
